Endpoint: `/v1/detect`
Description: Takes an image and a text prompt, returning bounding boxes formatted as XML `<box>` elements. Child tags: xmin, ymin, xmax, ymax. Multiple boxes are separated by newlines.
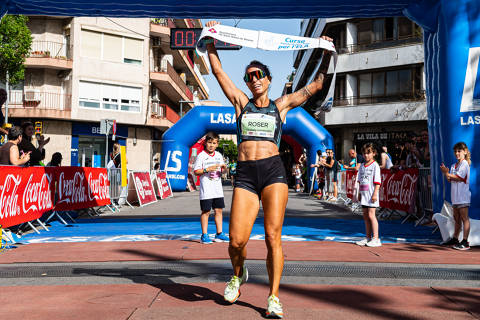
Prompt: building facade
<box><xmin>291</xmin><ymin>18</ymin><xmax>427</xmax><ymax>162</ymax></box>
<box><xmin>3</xmin><ymin>16</ymin><xmax>209</xmax><ymax>170</ymax></box>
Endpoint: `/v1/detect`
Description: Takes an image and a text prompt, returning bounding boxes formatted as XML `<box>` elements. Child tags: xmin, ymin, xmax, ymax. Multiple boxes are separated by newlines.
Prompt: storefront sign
<box><xmin>154</xmin><ymin>171</ymin><xmax>173</xmax><ymax>199</ymax></box>
<box><xmin>131</xmin><ymin>172</ymin><xmax>157</xmax><ymax>206</ymax></box>
<box><xmin>0</xmin><ymin>166</ymin><xmax>55</xmax><ymax>228</ymax></box>
<box><xmin>354</xmin><ymin>131</ymin><xmax>411</xmax><ymax>141</ymax></box>
<box><xmin>55</xmin><ymin>167</ymin><xmax>111</xmax><ymax>211</ymax></box>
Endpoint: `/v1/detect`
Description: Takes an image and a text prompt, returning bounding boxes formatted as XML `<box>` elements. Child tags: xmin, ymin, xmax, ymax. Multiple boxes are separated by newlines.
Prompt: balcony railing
<box><xmin>151</xmin><ymin>101</ymin><xmax>180</xmax><ymax>124</ymax></box>
<box><xmin>337</xmin><ymin>36</ymin><xmax>423</xmax><ymax>54</ymax></box>
<box><xmin>165</xmin><ymin>62</ymin><xmax>193</xmax><ymax>100</ymax></box>
<box><xmin>333</xmin><ymin>90</ymin><xmax>426</xmax><ymax>107</ymax></box>
<box><xmin>151</xmin><ymin>18</ymin><xmax>176</xmax><ymax>28</ymax></box>
<box><xmin>29</xmin><ymin>41</ymin><xmax>73</xmax><ymax>60</ymax></box>
<box><xmin>6</xmin><ymin>90</ymin><xmax>71</xmax><ymax>111</ymax></box>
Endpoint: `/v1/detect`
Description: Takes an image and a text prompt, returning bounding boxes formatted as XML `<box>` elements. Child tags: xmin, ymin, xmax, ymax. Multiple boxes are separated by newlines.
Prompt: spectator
<box><xmin>111</xmin><ymin>143</ymin><xmax>121</xmax><ymax>168</ymax></box>
<box><xmin>311</xmin><ymin>150</ymin><xmax>327</xmax><ymax>198</ymax></box>
<box><xmin>0</xmin><ymin>126</ymin><xmax>30</xmax><ymax>165</ymax></box>
<box><xmin>293</xmin><ymin>163</ymin><xmax>303</xmax><ymax>192</ymax></box>
<box><xmin>324</xmin><ymin>149</ymin><xmax>338</xmax><ymax>201</ymax></box>
<box><xmin>228</xmin><ymin>161</ymin><xmax>237</xmax><ymax>187</ymax></box>
<box><xmin>440</xmin><ymin>142</ymin><xmax>471</xmax><ymax>250</ymax></box>
<box><xmin>397</xmin><ymin>142</ymin><xmax>408</xmax><ymax>167</ymax></box>
<box><xmin>379</xmin><ymin>144</ymin><xmax>393</xmax><ymax>169</ymax></box>
<box><xmin>344</xmin><ymin>148</ymin><xmax>365</xmax><ymax>170</ymax></box>
<box><xmin>418</xmin><ymin>130</ymin><xmax>430</xmax><ymax>167</ymax></box>
<box><xmin>193</xmin><ymin>131</ymin><xmax>229</xmax><ymax>244</ymax></box>
<box><xmin>47</xmin><ymin>152</ymin><xmax>62</xmax><ymax>167</ymax></box>
<box><xmin>18</xmin><ymin>121</ymin><xmax>49</xmax><ymax>166</ymax></box>
<box><xmin>355</xmin><ymin>142</ymin><xmax>382</xmax><ymax>247</ymax></box>
<box><xmin>406</xmin><ymin>140</ymin><xmax>421</xmax><ymax>168</ymax></box>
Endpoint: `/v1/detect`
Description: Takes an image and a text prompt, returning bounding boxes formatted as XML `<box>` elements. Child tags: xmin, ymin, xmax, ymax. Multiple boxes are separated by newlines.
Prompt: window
<box><xmin>359</xmin><ymin>74</ymin><xmax>371</xmax><ymax>97</ymax></box>
<box><xmin>79</xmin><ymin>81</ymin><xmax>141</xmax><ymax>112</ymax></box>
<box><xmin>372</xmin><ymin>72</ymin><xmax>385</xmax><ymax>96</ymax></box>
<box><xmin>398</xmin><ymin>17</ymin><xmax>414</xmax><ymax>39</ymax></box>
<box><xmin>357</xmin><ymin>21</ymin><xmax>372</xmax><ymax>44</ymax></box>
<box><xmin>81</xmin><ymin>29</ymin><xmax>143</xmax><ymax>65</ymax></box>
<box><xmin>81</xmin><ymin>30</ymin><xmax>101</xmax><ymax>59</ymax></box>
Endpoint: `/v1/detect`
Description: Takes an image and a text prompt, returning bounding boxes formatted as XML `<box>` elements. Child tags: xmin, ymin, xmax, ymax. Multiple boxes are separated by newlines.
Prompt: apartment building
<box><xmin>3</xmin><ymin>16</ymin><xmax>209</xmax><ymax>170</ymax></box>
<box><xmin>291</xmin><ymin>18</ymin><xmax>426</xmax><ymax>160</ymax></box>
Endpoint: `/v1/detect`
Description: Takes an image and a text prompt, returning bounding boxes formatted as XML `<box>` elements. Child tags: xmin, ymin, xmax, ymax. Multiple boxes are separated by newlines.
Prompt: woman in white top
<box><xmin>380</xmin><ymin>145</ymin><xmax>393</xmax><ymax>169</ymax></box>
<box><xmin>440</xmin><ymin>142</ymin><xmax>471</xmax><ymax>250</ymax></box>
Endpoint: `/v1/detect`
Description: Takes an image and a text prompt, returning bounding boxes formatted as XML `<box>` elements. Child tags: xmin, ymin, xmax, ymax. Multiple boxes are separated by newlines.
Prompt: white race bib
<box><xmin>241</xmin><ymin>113</ymin><xmax>276</xmax><ymax>138</ymax></box>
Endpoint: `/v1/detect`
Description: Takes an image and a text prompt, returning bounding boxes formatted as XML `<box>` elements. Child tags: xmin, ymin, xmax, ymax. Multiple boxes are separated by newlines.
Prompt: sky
<box><xmin>200</xmin><ymin>19</ymin><xmax>303</xmax><ymax>106</ymax></box>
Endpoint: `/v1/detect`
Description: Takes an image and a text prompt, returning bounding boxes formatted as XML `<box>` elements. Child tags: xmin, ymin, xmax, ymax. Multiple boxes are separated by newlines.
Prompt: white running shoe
<box><xmin>224</xmin><ymin>266</ymin><xmax>248</xmax><ymax>303</ymax></box>
<box><xmin>355</xmin><ymin>238</ymin><xmax>370</xmax><ymax>246</ymax></box>
<box><xmin>366</xmin><ymin>238</ymin><xmax>382</xmax><ymax>247</ymax></box>
<box><xmin>266</xmin><ymin>294</ymin><xmax>284</xmax><ymax>318</ymax></box>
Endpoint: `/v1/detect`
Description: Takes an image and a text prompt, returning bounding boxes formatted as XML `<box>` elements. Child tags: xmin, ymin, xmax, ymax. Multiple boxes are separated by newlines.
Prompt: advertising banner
<box><xmin>55</xmin><ymin>167</ymin><xmax>111</xmax><ymax>211</ymax></box>
<box><xmin>131</xmin><ymin>172</ymin><xmax>157</xmax><ymax>206</ymax></box>
<box><xmin>154</xmin><ymin>171</ymin><xmax>173</xmax><ymax>199</ymax></box>
<box><xmin>379</xmin><ymin>168</ymin><xmax>419</xmax><ymax>213</ymax></box>
<box><xmin>0</xmin><ymin>166</ymin><xmax>55</xmax><ymax>228</ymax></box>
<box><xmin>345</xmin><ymin>170</ymin><xmax>358</xmax><ymax>200</ymax></box>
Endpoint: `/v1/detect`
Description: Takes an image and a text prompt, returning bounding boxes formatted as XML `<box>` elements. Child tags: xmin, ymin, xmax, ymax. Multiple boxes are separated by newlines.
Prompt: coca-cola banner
<box><xmin>131</xmin><ymin>172</ymin><xmax>157</xmax><ymax>206</ymax></box>
<box><xmin>345</xmin><ymin>169</ymin><xmax>419</xmax><ymax>213</ymax></box>
<box><xmin>0</xmin><ymin>166</ymin><xmax>55</xmax><ymax>228</ymax></box>
<box><xmin>345</xmin><ymin>170</ymin><xmax>357</xmax><ymax>199</ymax></box>
<box><xmin>55</xmin><ymin>167</ymin><xmax>111</xmax><ymax>211</ymax></box>
<box><xmin>379</xmin><ymin>168</ymin><xmax>419</xmax><ymax>213</ymax></box>
<box><xmin>155</xmin><ymin>171</ymin><xmax>173</xmax><ymax>199</ymax></box>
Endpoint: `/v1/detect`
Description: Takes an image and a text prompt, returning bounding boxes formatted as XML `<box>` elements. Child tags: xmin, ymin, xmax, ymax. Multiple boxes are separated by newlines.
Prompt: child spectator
<box><xmin>440</xmin><ymin>142</ymin><xmax>471</xmax><ymax>250</ymax></box>
<box><xmin>355</xmin><ymin>143</ymin><xmax>382</xmax><ymax>247</ymax></box>
<box><xmin>47</xmin><ymin>152</ymin><xmax>62</xmax><ymax>166</ymax></box>
<box><xmin>193</xmin><ymin>132</ymin><xmax>229</xmax><ymax>244</ymax></box>
<box><xmin>293</xmin><ymin>163</ymin><xmax>303</xmax><ymax>192</ymax></box>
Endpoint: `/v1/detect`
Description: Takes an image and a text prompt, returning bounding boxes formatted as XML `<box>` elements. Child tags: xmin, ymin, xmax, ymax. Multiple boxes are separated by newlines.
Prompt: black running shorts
<box><xmin>234</xmin><ymin>155</ymin><xmax>288</xmax><ymax>198</ymax></box>
<box><xmin>200</xmin><ymin>197</ymin><xmax>225</xmax><ymax>212</ymax></box>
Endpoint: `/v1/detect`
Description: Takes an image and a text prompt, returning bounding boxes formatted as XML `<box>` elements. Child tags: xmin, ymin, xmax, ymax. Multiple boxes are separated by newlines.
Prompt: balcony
<box><xmin>333</xmin><ymin>90</ymin><xmax>426</xmax><ymax>107</ymax></box>
<box><xmin>146</xmin><ymin>101</ymin><xmax>181</xmax><ymax>128</ymax></box>
<box><xmin>5</xmin><ymin>90</ymin><xmax>71</xmax><ymax>119</ymax></box>
<box><xmin>25</xmin><ymin>41</ymin><xmax>73</xmax><ymax>70</ymax></box>
<box><xmin>338</xmin><ymin>36</ymin><xmax>423</xmax><ymax>54</ymax></box>
<box><xmin>150</xmin><ymin>18</ymin><xmax>175</xmax><ymax>40</ymax></box>
<box><xmin>150</xmin><ymin>62</ymin><xmax>194</xmax><ymax>103</ymax></box>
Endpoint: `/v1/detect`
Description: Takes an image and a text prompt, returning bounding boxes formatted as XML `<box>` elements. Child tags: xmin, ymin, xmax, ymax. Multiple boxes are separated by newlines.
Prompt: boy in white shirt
<box><xmin>193</xmin><ymin>132</ymin><xmax>229</xmax><ymax>244</ymax></box>
<box><xmin>355</xmin><ymin>143</ymin><xmax>382</xmax><ymax>247</ymax></box>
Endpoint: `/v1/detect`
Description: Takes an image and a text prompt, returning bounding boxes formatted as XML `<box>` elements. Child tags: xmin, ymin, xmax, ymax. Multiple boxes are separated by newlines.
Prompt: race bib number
<box><xmin>241</xmin><ymin>113</ymin><xmax>276</xmax><ymax>138</ymax></box>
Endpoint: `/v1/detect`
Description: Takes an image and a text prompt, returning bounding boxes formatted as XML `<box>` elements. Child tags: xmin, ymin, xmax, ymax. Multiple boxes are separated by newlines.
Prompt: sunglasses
<box><xmin>243</xmin><ymin>70</ymin><xmax>267</xmax><ymax>83</ymax></box>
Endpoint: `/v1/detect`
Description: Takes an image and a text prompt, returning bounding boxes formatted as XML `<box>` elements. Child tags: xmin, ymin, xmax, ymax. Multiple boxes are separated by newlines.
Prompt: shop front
<box><xmin>71</xmin><ymin>122</ymin><xmax>127</xmax><ymax>167</ymax></box>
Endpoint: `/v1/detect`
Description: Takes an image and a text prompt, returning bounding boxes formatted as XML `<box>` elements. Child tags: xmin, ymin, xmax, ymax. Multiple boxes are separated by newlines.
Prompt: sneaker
<box><xmin>355</xmin><ymin>238</ymin><xmax>370</xmax><ymax>246</ymax></box>
<box><xmin>214</xmin><ymin>232</ymin><xmax>229</xmax><ymax>242</ymax></box>
<box><xmin>366</xmin><ymin>238</ymin><xmax>382</xmax><ymax>247</ymax></box>
<box><xmin>453</xmin><ymin>239</ymin><xmax>470</xmax><ymax>251</ymax></box>
<box><xmin>441</xmin><ymin>237</ymin><xmax>459</xmax><ymax>246</ymax></box>
<box><xmin>200</xmin><ymin>233</ymin><xmax>212</xmax><ymax>244</ymax></box>
<box><xmin>266</xmin><ymin>294</ymin><xmax>284</xmax><ymax>318</ymax></box>
<box><xmin>328</xmin><ymin>197</ymin><xmax>338</xmax><ymax>202</ymax></box>
<box><xmin>224</xmin><ymin>266</ymin><xmax>248</xmax><ymax>303</ymax></box>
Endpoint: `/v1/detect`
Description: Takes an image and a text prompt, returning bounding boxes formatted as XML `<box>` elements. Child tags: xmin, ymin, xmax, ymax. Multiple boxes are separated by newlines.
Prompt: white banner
<box><xmin>196</xmin><ymin>24</ymin><xmax>337</xmax><ymax>112</ymax></box>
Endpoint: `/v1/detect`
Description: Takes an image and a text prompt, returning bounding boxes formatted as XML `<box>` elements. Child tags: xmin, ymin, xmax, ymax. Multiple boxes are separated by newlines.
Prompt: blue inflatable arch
<box><xmin>3</xmin><ymin>0</ymin><xmax>480</xmax><ymax>218</ymax></box>
<box><xmin>160</xmin><ymin>106</ymin><xmax>333</xmax><ymax>191</ymax></box>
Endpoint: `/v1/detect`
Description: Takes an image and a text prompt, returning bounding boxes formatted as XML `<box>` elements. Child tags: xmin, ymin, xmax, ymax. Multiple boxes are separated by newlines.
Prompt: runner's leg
<box><xmin>262</xmin><ymin>182</ymin><xmax>288</xmax><ymax>297</ymax></box>
<box><xmin>229</xmin><ymin>188</ymin><xmax>260</xmax><ymax>277</ymax></box>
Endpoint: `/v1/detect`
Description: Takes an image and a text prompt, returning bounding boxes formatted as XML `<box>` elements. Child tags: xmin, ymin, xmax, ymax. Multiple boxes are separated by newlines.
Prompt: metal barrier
<box><xmin>415</xmin><ymin>168</ymin><xmax>433</xmax><ymax>226</ymax></box>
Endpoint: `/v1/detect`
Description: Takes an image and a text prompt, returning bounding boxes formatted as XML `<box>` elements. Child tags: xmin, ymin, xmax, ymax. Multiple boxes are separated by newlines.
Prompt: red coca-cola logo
<box><xmin>87</xmin><ymin>172</ymin><xmax>109</xmax><ymax>201</ymax></box>
<box><xmin>0</xmin><ymin>174</ymin><xmax>21</xmax><ymax>219</ymax></box>
<box><xmin>22</xmin><ymin>173</ymin><xmax>53</xmax><ymax>214</ymax></box>
<box><xmin>58</xmin><ymin>171</ymin><xmax>87</xmax><ymax>204</ymax></box>
<box><xmin>385</xmin><ymin>173</ymin><xmax>417</xmax><ymax>205</ymax></box>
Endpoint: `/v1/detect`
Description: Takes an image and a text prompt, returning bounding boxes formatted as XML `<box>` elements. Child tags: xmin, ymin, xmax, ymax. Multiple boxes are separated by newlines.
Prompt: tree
<box><xmin>0</xmin><ymin>15</ymin><xmax>32</xmax><ymax>85</ymax></box>
<box><xmin>218</xmin><ymin>138</ymin><xmax>238</xmax><ymax>162</ymax></box>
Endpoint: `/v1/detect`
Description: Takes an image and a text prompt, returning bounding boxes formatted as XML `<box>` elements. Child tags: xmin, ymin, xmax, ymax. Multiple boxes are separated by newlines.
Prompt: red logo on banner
<box><xmin>132</xmin><ymin>172</ymin><xmax>157</xmax><ymax>206</ymax></box>
<box><xmin>0</xmin><ymin>167</ymin><xmax>55</xmax><ymax>228</ymax></box>
<box><xmin>379</xmin><ymin>169</ymin><xmax>418</xmax><ymax>212</ymax></box>
<box><xmin>155</xmin><ymin>171</ymin><xmax>173</xmax><ymax>199</ymax></box>
<box><xmin>55</xmin><ymin>167</ymin><xmax>111</xmax><ymax>211</ymax></box>
<box><xmin>345</xmin><ymin>170</ymin><xmax>357</xmax><ymax>199</ymax></box>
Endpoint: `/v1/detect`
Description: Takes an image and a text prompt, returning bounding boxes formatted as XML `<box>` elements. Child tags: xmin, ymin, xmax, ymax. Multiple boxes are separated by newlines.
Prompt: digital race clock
<box><xmin>170</xmin><ymin>28</ymin><xmax>241</xmax><ymax>50</ymax></box>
